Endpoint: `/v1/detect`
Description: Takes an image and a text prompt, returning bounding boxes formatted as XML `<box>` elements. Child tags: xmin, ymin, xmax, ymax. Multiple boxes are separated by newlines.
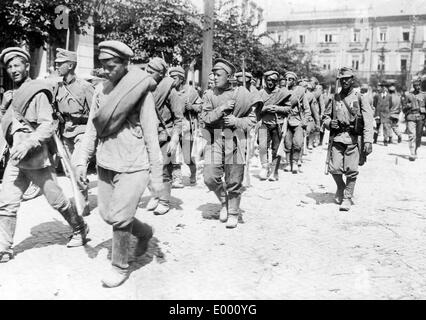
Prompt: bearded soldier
<box><xmin>283</xmin><ymin>71</ymin><xmax>309</xmax><ymax>174</ymax></box>
<box><xmin>323</xmin><ymin>67</ymin><xmax>374</xmax><ymax>211</ymax></box>
<box><xmin>169</xmin><ymin>66</ymin><xmax>202</xmax><ymax>187</ymax></box>
<box><xmin>0</xmin><ymin>47</ymin><xmax>89</xmax><ymax>263</ymax></box>
<box><xmin>258</xmin><ymin>70</ymin><xmax>291</xmax><ymax>181</ymax></box>
<box><xmin>402</xmin><ymin>78</ymin><xmax>426</xmax><ymax>161</ymax></box>
<box><xmin>145</xmin><ymin>58</ymin><xmax>184</xmax><ymax>215</ymax></box>
<box><xmin>75</xmin><ymin>41</ymin><xmax>163</xmax><ymax>287</ymax></box>
<box><xmin>201</xmin><ymin>58</ymin><xmax>257</xmax><ymax>229</ymax></box>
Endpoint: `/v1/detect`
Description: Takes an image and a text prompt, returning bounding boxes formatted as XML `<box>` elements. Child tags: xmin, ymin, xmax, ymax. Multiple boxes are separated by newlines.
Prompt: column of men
<box><xmin>1</xmin><ymin>40</ymin><xmax>407</xmax><ymax>288</ymax></box>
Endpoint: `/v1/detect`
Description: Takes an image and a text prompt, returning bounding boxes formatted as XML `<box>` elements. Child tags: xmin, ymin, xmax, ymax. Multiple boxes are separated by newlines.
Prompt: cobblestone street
<box><xmin>0</xmin><ymin>132</ymin><xmax>425</xmax><ymax>300</ymax></box>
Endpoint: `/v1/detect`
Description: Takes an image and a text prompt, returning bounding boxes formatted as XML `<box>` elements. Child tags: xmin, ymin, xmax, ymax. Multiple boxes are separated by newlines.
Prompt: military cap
<box><xmin>235</xmin><ymin>71</ymin><xmax>253</xmax><ymax>82</ymax></box>
<box><xmin>55</xmin><ymin>48</ymin><xmax>77</xmax><ymax>63</ymax></box>
<box><xmin>147</xmin><ymin>57</ymin><xmax>168</xmax><ymax>73</ymax></box>
<box><xmin>310</xmin><ymin>76</ymin><xmax>319</xmax><ymax>84</ymax></box>
<box><xmin>0</xmin><ymin>47</ymin><xmax>30</xmax><ymax>66</ymax></box>
<box><xmin>412</xmin><ymin>77</ymin><xmax>421</xmax><ymax>84</ymax></box>
<box><xmin>169</xmin><ymin>66</ymin><xmax>185</xmax><ymax>78</ymax></box>
<box><xmin>212</xmin><ymin>58</ymin><xmax>236</xmax><ymax>75</ymax></box>
<box><xmin>360</xmin><ymin>83</ymin><xmax>369</xmax><ymax>90</ymax></box>
<box><xmin>389</xmin><ymin>85</ymin><xmax>396</xmax><ymax>91</ymax></box>
<box><xmin>98</xmin><ymin>40</ymin><xmax>134</xmax><ymax>60</ymax></box>
<box><xmin>337</xmin><ymin>67</ymin><xmax>354</xmax><ymax>79</ymax></box>
<box><xmin>285</xmin><ymin>71</ymin><xmax>298</xmax><ymax>80</ymax></box>
<box><xmin>263</xmin><ymin>70</ymin><xmax>279</xmax><ymax>80</ymax></box>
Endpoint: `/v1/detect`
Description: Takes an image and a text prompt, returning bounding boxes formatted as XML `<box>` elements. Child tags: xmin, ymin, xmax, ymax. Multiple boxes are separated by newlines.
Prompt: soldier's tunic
<box><xmin>55</xmin><ymin>76</ymin><xmax>94</xmax><ymax>164</ymax></box>
<box><xmin>403</xmin><ymin>90</ymin><xmax>426</xmax><ymax>154</ymax></box>
<box><xmin>373</xmin><ymin>92</ymin><xmax>392</xmax><ymax>142</ymax></box>
<box><xmin>201</xmin><ymin>86</ymin><xmax>256</xmax><ymax>213</ymax></box>
<box><xmin>323</xmin><ymin>88</ymin><xmax>374</xmax><ymax>178</ymax></box>
<box><xmin>258</xmin><ymin>87</ymin><xmax>291</xmax><ymax>165</ymax></box>
<box><xmin>303</xmin><ymin>90</ymin><xmax>320</xmax><ymax>146</ymax></box>
<box><xmin>284</xmin><ymin>85</ymin><xmax>310</xmax><ymax>161</ymax></box>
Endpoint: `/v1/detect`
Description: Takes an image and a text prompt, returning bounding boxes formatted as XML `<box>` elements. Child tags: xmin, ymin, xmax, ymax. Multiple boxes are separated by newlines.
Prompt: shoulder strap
<box><xmin>60</xmin><ymin>82</ymin><xmax>90</xmax><ymax>114</ymax></box>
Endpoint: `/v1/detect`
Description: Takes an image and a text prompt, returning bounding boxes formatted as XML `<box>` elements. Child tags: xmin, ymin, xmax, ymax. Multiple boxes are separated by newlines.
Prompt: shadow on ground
<box><xmin>305</xmin><ymin>192</ymin><xmax>336</xmax><ymax>205</ymax></box>
<box><xmin>138</xmin><ymin>195</ymin><xmax>183</xmax><ymax>211</ymax></box>
<box><xmin>14</xmin><ymin>221</ymin><xmax>72</xmax><ymax>255</ymax></box>
<box><xmin>388</xmin><ymin>153</ymin><xmax>411</xmax><ymax>160</ymax></box>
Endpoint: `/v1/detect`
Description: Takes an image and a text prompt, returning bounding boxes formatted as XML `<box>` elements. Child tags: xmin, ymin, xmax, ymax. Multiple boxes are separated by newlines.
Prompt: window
<box><xmin>299</xmin><ymin>34</ymin><xmax>305</xmax><ymax>44</ymax></box>
<box><xmin>402</xmin><ymin>31</ymin><xmax>410</xmax><ymax>41</ymax></box>
<box><xmin>352</xmin><ymin>58</ymin><xmax>360</xmax><ymax>70</ymax></box>
<box><xmin>377</xmin><ymin>55</ymin><xmax>385</xmax><ymax>71</ymax></box>
<box><xmin>379</xmin><ymin>28</ymin><xmax>387</xmax><ymax>42</ymax></box>
<box><xmin>353</xmin><ymin>29</ymin><xmax>360</xmax><ymax>42</ymax></box>
<box><xmin>325</xmin><ymin>34</ymin><xmax>333</xmax><ymax>42</ymax></box>
<box><xmin>401</xmin><ymin>59</ymin><xmax>407</xmax><ymax>71</ymax></box>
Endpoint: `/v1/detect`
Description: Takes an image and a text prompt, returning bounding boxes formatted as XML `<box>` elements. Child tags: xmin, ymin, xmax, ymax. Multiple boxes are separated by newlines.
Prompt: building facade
<box><xmin>267</xmin><ymin>9</ymin><xmax>426</xmax><ymax>85</ymax></box>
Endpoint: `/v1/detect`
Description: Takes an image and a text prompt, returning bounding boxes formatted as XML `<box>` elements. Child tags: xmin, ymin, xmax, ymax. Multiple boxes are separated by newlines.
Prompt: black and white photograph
<box><xmin>0</xmin><ymin>0</ymin><xmax>425</xmax><ymax>301</ymax></box>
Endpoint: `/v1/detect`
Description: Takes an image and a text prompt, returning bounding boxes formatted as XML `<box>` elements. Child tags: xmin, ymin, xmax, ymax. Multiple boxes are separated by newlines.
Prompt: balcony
<box><xmin>349</xmin><ymin>41</ymin><xmax>363</xmax><ymax>47</ymax></box>
<box><xmin>319</xmin><ymin>42</ymin><xmax>338</xmax><ymax>47</ymax></box>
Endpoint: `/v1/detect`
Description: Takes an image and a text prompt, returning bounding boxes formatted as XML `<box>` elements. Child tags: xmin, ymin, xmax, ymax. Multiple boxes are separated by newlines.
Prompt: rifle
<box><xmin>325</xmin><ymin>70</ymin><xmax>340</xmax><ymax>175</ymax></box>
<box><xmin>241</xmin><ymin>56</ymin><xmax>251</xmax><ymax>187</ymax></box>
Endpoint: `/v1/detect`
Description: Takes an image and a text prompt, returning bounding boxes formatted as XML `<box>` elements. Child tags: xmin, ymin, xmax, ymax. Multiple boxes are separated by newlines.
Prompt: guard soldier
<box><xmin>145</xmin><ymin>57</ymin><xmax>184</xmax><ymax>215</ymax></box>
<box><xmin>0</xmin><ymin>47</ymin><xmax>89</xmax><ymax>263</ymax></box>
<box><xmin>169</xmin><ymin>66</ymin><xmax>202</xmax><ymax>187</ymax></box>
<box><xmin>388</xmin><ymin>85</ymin><xmax>402</xmax><ymax>143</ymax></box>
<box><xmin>75</xmin><ymin>40</ymin><xmax>163</xmax><ymax>287</ymax></box>
<box><xmin>283</xmin><ymin>71</ymin><xmax>309</xmax><ymax>173</ymax></box>
<box><xmin>258</xmin><ymin>70</ymin><xmax>291</xmax><ymax>181</ymax></box>
<box><xmin>402</xmin><ymin>78</ymin><xmax>426</xmax><ymax>161</ymax></box>
<box><xmin>373</xmin><ymin>82</ymin><xmax>392</xmax><ymax>146</ymax></box>
<box><xmin>201</xmin><ymin>58</ymin><xmax>257</xmax><ymax>228</ymax></box>
<box><xmin>323</xmin><ymin>67</ymin><xmax>374</xmax><ymax>211</ymax></box>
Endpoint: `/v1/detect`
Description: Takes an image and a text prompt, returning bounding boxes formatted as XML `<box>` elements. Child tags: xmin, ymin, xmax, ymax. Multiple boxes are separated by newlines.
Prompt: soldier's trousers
<box><xmin>407</xmin><ymin>118</ymin><xmax>425</xmax><ymax>154</ymax></box>
<box><xmin>328</xmin><ymin>142</ymin><xmax>359</xmax><ymax>179</ymax></box>
<box><xmin>390</xmin><ymin>118</ymin><xmax>402</xmax><ymax>138</ymax></box>
<box><xmin>258</xmin><ymin>122</ymin><xmax>281</xmax><ymax>165</ymax></box>
<box><xmin>63</xmin><ymin>134</ymin><xmax>84</xmax><ymax>166</ymax></box>
<box><xmin>0</xmin><ymin>164</ymin><xmax>70</xmax><ymax>251</ymax></box>
<box><xmin>97</xmin><ymin>166</ymin><xmax>149</xmax><ymax>229</ymax></box>
<box><xmin>284</xmin><ymin>125</ymin><xmax>304</xmax><ymax>161</ymax></box>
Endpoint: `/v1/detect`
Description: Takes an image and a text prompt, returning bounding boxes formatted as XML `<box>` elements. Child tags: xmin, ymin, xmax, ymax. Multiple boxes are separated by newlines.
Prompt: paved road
<box><xmin>0</xmin><ymin>133</ymin><xmax>425</xmax><ymax>299</ymax></box>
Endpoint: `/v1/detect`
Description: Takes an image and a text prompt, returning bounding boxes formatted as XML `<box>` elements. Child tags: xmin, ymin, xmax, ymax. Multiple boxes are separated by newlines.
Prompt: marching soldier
<box><xmin>303</xmin><ymin>81</ymin><xmax>320</xmax><ymax>150</ymax></box>
<box><xmin>54</xmin><ymin>48</ymin><xmax>94</xmax><ymax>214</ymax></box>
<box><xmin>258</xmin><ymin>70</ymin><xmax>291</xmax><ymax>181</ymax></box>
<box><xmin>75</xmin><ymin>40</ymin><xmax>163</xmax><ymax>287</ymax></box>
<box><xmin>145</xmin><ymin>57</ymin><xmax>184</xmax><ymax>215</ymax></box>
<box><xmin>388</xmin><ymin>85</ymin><xmax>402</xmax><ymax>143</ymax></box>
<box><xmin>0</xmin><ymin>47</ymin><xmax>89</xmax><ymax>263</ymax></box>
<box><xmin>323</xmin><ymin>67</ymin><xmax>374</xmax><ymax>211</ymax></box>
<box><xmin>402</xmin><ymin>78</ymin><xmax>426</xmax><ymax>161</ymax></box>
<box><xmin>373</xmin><ymin>82</ymin><xmax>392</xmax><ymax>146</ymax></box>
<box><xmin>283</xmin><ymin>71</ymin><xmax>309</xmax><ymax>173</ymax></box>
<box><xmin>201</xmin><ymin>58</ymin><xmax>256</xmax><ymax>228</ymax></box>
<box><xmin>169</xmin><ymin>66</ymin><xmax>202</xmax><ymax>187</ymax></box>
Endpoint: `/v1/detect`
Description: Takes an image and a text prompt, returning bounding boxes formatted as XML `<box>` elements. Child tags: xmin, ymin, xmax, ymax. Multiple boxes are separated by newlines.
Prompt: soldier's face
<box><xmin>286</xmin><ymin>77</ymin><xmax>295</xmax><ymax>87</ymax></box>
<box><xmin>339</xmin><ymin>76</ymin><xmax>353</xmax><ymax>90</ymax></box>
<box><xmin>413</xmin><ymin>83</ymin><xmax>421</xmax><ymax>91</ymax></box>
<box><xmin>171</xmin><ymin>75</ymin><xmax>184</xmax><ymax>88</ymax></box>
<box><xmin>280</xmin><ymin>79</ymin><xmax>286</xmax><ymax>88</ymax></box>
<box><xmin>100</xmin><ymin>57</ymin><xmax>128</xmax><ymax>84</ymax></box>
<box><xmin>6</xmin><ymin>57</ymin><xmax>29</xmax><ymax>84</ymax></box>
<box><xmin>214</xmin><ymin>69</ymin><xmax>230</xmax><ymax>89</ymax></box>
<box><xmin>147</xmin><ymin>66</ymin><xmax>164</xmax><ymax>84</ymax></box>
<box><xmin>208</xmin><ymin>79</ymin><xmax>215</xmax><ymax>89</ymax></box>
<box><xmin>55</xmin><ymin>61</ymin><xmax>74</xmax><ymax>77</ymax></box>
<box><xmin>266</xmin><ymin>77</ymin><xmax>277</xmax><ymax>90</ymax></box>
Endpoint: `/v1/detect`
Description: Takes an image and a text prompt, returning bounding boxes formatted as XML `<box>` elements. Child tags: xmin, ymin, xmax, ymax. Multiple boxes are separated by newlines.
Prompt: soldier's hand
<box><xmin>75</xmin><ymin>165</ymin><xmax>88</xmax><ymax>185</ymax></box>
<box><xmin>221</xmin><ymin>100</ymin><xmax>235</xmax><ymax>113</ymax></box>
<box><xmin>363</xmin><ymin>142</ymin><xmax>372</xmax><ymax>155</ymax></box>
<box><xmin>330</xmin><ymin>119</ymin><xmax>340</xmax><ymax>130</ymax></box>
<box><xmin>2</xmin><ymin>91</ymin><xmax>13</xmax><ymax>108</ymax></box>
<box><xmin>224</xmin><ymin>114</ymin><xmax>237</xmax><ymax>127</ymax></box>
<box><xmin>9</xmin><ymin>142</ymin><xmax>32</xmax><ymax>162</ymax></box>
<box><xmin>166</xmin><ymin>138</ymin><xmax>179</xmax><ymax>157</ymax></box>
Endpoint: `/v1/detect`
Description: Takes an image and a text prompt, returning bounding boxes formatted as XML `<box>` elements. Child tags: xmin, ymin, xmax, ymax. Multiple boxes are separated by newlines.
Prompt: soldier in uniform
<box><xmin>283</xmin><ymin>71</ymin><xmax>309</xmax><ymax>173</ymax></box>
<box><xmin>0</xmin><ymin>47</ymin><xmax>89</xmax><ymax>263</ymax></box>
<box><xmin>54</xmin><ymin>48</ymin><xmax>94</xmax><ymax>214</ymax></box>
<box><xmin>388</xmin><ymin>85</ymin><xmax>402</xmax><ymax>143</ymax></box>
<box><xmin>75</xmin><ymin>40</ymin><xmax>163</xmax><ymax>287</ymax></box>
<box><xmin>145</xmin><ymin>58</ymin><xmax>184</xmax><ymax>215</ymax></box>
<box><xmin>323</xmin><ymin>67</ymin><xmax>374</xmax><ymax>211</ymax></box>
<box><xmin>169</xmin><ymin>66</ymin><xmax>202</xmax><ymax>187</ymax></box>
<box><xmin>402</xmin><ymin>78</ymin><xmax>426</xmax><ymax>161</ymax></box>
<box><xmin>373</xmin><ymin>83</ymin><xmax>392</xmax><ymax>146</ymax></box>
<box><xmin>201</xmin><ymin>58</ymin><xmax>256</xmax><ymax>228</ymax></box>
<box><xmin>303</xmin><ymin>81</ymin><xmax>320</xmax><ymax>150</ymax></box>
<box><xmin>258</xmin><ymin>70</ymin><xmax>291</xmax><ymax>181</ymax></box>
